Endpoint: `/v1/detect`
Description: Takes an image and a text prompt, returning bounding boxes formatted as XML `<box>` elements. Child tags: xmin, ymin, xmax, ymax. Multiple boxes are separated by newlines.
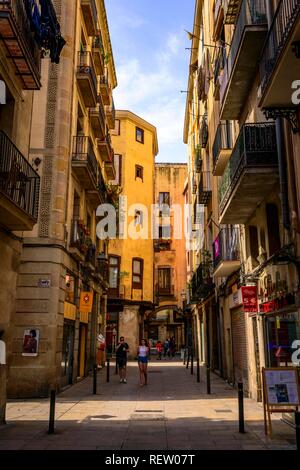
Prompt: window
<box><xmin>113</xmin><ymin>119</ymin><xmax>120</xmax><ymax>135</ymax></box>
<box><xmin>159</xmin><ymin>225</ymin><xmax>171</xmax><ymax>239</ymax></box>
<box><xmin>266</xmin><ymin>203</ymin><xmax>281</xmax><ymax>256</ymax></box>
<box><xmin>136</xmin><ymin>126</ymin><xmax>144</xmax><ymax>144</ymax></box>
<box><xmin>132</xmin><ymin>258</ymin><xmax>143</xmax><ymax>289</ymax></box>
<box><xmin>134</xmin><ymin>210</ymin><xmax>143</xmax><ymax>226</ymax></box>
<box><xmin>158</xmin><ymin>267</ymin><xmax>172</xmax><ymax>295</ymax></box>
<box><xmin>111</xmin><ymin>154</ymin><xmax>122</xmax><ymax>185</ymax></box>
<box><xmin>135</xmin><ymin>165</ymin><xmax>143</xmax><ymax>181</ymax></box>
<box><xmin>108</xmin><ymin>256</ymin><xmax>120</xmax><ymax>294</ymax></box>
<box><xmin>65</xmin><ymin>273</ymin><xmax>76</xmax><ymax>304</ymax></box>
<box><xmin>159</xmin><ymin>192</ymin><xmax>170</xmax><ymax>206</ymax></box>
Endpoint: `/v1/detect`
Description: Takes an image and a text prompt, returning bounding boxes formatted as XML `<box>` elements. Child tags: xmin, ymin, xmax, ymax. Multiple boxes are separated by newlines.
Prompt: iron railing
<box><xmin>198</xmin><ymin>171</ymin><xmax>212</xmax><ymax>205</ymax></box>
<box><xmin>213</xmin><ymin>122</ymin><xmax>233</xmax><ymax>169</ymax></box>
<box><xmin>195</xmin><ymin>145</ymin><xmax>202</xmax><ymax>173</ymax></box>
<box><xmin>0</xmin><ymin>131</ymin><xmax>40</xmax><ymax>220</ymax></box>
<box><xmin>190</xmin><ymin>262</ymin><xmax>214</xmax><ymax>301</ymax></box>
<box><xmin>155</xmin><ymin>283</ymin><xmax>175</xmax><ymax>297</ymax></box>
<box><xmin>72</xmin><ymin>136</ymin><xmax>99</xmax><ymax>184</ymax></box>
<box><xmin>200</xmin><ymin>114</ymin><xmax>208</xmax><ymax>148</ymax></box>
<box><xmin>218</xmin><ymin>123</ymin><xmax>278</xmax><ymax>213</ymax></box>
<box><xmin>213</xmin><ymin>226</ymin><xmax>240</xmax><ymax>268</ymax></box>
<box><xmin>70</xmin><ymin>220</ymin><xmax>88</xmax><ymax>253</ymax></box>
<box><xmin>220</xmin><ymin>0</ymin><xmax>267</xmax><ymax>102</ymax></box>
<box><xmin>77</xmin><ymin>51</ymin><xmax>97</xmax><ymax>97</ymax></box>
<box><xmin>260</xmin><ymin>0</ymin><xmax>300</xmax><ymax>96</ymax></box>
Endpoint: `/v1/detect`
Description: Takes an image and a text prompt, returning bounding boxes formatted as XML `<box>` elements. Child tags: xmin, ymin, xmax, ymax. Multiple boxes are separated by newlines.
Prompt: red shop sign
<box><xmin>241</xmin><ymin>286</ymin><xmax>258</xmax><ymax>313</ymax></box>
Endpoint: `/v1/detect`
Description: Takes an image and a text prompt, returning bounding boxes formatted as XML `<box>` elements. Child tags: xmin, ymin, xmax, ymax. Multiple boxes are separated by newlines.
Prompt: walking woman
<box><xmin>137</xmin><ymin>338</ymin><xmax>150</xmax><ymax>386</ymax></box>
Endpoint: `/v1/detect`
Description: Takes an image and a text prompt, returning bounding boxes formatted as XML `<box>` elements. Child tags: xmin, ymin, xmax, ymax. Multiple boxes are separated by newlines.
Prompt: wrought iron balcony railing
<box><xmin>213</xmin><ymin>226</ymin><xmax>240</xmax><ymax>269</ymax></box>
<box><xmin>213</xmin><ymin>122</ymin><xmax>233</xmax><ymax>169</ymax></box>
<box><xmin>260</xmin><ymin>0</ymin><xmax>300</xmax><ymax>97</ymax></box>
<box><xmin>72</xmin><ymin>136</ymin><xmax>99</xmax><ymax>185</ymax></box>
<box><xmin>77</xmin><ymin>50</ymin><xmax>98</xmax><ymax>100</ymax></box>
<box><xmin>220</xmin><ymin>0</ymin><xmax>267</xmax><ymax>103</ymax></box>
<box><xmin>0</xmin><ymin>130</ymin><xmax>40</xmax><ymax>222</ymax></box>
<box><xmin>218</xmin><ymin>123</ymin><xmax>278</xmax><ymax>213</ymax></box>
<box><xmin>190</xmin><ymin>263</ymin><xmax>214</xmax><ymax>301</ymax></box>
<box><xmin>194</xmin><ymin>145</ymin><xmax>202</xmax><ymax>173</ymax></box>
<box><xmin>198</xmin><ymin>171</ymin><xmax>212</xmax><ymax>206</ymax></box>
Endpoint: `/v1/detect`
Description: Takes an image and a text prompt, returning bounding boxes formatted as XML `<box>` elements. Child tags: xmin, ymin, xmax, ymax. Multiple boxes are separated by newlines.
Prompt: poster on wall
<box><xmin>263</xmin><ymin>368</ymin><xmax>300</xmax><ymax>405</ymax></box>
<box><xmin>22</xmin><ymin>329</ymin><xmax>39</xmax><ymax>357</ymax></box>
<box><xmin>241</xmin><ymin>285</ymin><xmax>258</xmax><ymax>313</ymax></box>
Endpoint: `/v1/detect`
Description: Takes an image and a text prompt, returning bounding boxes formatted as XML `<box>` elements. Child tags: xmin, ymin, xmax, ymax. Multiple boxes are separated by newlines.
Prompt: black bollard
<box><xmin>115</xmin><ymin>359</ymin><xmax>118</xmax><ymax>375</ymax></box>
<box><xmin>295</xmin><ymin>411</ymin><xmax>300</xmax><ymax>451</ymax></box>
<box><xmin>106</xmin><ymin>358</ymin><xmax>110</xmax><ymax>383</ymax></box>
<box><xmin>206</xmin><ymin>364</ymin><xmax>211</xmax><ymax>395</ymax></box>
<box><xmin>48</xmin><ymin>390</ymin><xmax>56</xmax><ymax>434</ymax></box>
<box><xmin>191</xmin><ymin>352</ymin><xmax>194</xmax><ymax>375</ymax></box>
<box><xmin>238</xmin><ymin>382</ymin><xmax>245</xmax><ymax>433</ymax></box>
<box><xmin>183</xmin><ymin>348</ymin><xmax>186</xmax><ymax>365</ymax></box>
<box><xmin>197</xmin><ymin>358</ymin><xmax>200</xmax><ymax>383</ymax></box>
<box><xmin>93</xmin><ymin>364</ymin><xmax>97</xmax><ymax>395</ymax></box>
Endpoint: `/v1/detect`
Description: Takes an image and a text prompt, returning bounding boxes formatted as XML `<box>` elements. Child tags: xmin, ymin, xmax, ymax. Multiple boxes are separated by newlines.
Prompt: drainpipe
<box><xmin>265</xmin><ymin>2</ymin><xmax>290</xmax><ymax>230</ymax></box>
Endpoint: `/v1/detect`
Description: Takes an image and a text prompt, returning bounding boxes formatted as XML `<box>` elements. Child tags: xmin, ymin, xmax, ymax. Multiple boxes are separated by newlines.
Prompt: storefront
<box><xmin>231</xmin><ymin>306</ymin><xmax>249</xmax><ymax>393</ymax></box>
<box><xmin>62</xmin><ymin>274</ymin><xmax>77</xmax><ymax>387</ymax></box>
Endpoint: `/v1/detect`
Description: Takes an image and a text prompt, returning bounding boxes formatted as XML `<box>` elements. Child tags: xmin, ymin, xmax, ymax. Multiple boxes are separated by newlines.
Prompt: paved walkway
<box><xmin>0</xmin><ymin>360</ymin><xmax>296</xmax><ymax>450</ymax></box>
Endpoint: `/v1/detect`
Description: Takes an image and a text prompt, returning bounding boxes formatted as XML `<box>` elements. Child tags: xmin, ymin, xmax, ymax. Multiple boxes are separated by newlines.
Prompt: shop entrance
<box><xmin>78</xmin><ymin>324</ymin><xmax>87</xmax><ymax>378</ymax></box>
<box><xmin>265</xmin><ymin>311</ymin><xmax>300</xmax><ymax>367</ymax></box>
<box><xmin>61</xmin><ymin>320</ymin><xmax>75</xmax><ymax>387</ymax></box>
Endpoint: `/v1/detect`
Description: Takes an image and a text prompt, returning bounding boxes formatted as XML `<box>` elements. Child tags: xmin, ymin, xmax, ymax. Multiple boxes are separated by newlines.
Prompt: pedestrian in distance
<box><xmin>116</xmin><ymin>336</ymin><xmax>129</xmax><ymax>383</ymax></box>
<box><xmin>163</xmin><ymin>338</ymin><xmax>169</xmax><ymax>358</ymax></box>
<box><xmin>170</xmin><ymin>336</ymin><xmax>176</xmax><ymax>358</ymax></box>
<box><xmin>156</xmin><ymin>340</ymin><xmax>162</xmax><ymax>360</ymax></box>
<box><xmin>137</xmin><ymin>338</ymin><xmax>150</xmax><ymax>386</ymax></box>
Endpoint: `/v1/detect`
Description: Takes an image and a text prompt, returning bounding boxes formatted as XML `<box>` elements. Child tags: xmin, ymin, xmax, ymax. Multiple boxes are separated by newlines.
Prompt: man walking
<box><xmin>116</xmin><ymin>336</ymin><xmax>129</xmax><ymax>383</ymax></box>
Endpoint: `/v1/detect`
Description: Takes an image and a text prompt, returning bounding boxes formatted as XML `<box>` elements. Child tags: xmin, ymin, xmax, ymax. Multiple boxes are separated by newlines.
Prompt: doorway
<box><xmin>61</xmin><ymin>320</ymin><xmax>75</xmax><ymax>387</ymax></box>
<box><xmin>78</xmin><ymin>323</ymin><xmax>87</xmax><ymax>378</ymax></box>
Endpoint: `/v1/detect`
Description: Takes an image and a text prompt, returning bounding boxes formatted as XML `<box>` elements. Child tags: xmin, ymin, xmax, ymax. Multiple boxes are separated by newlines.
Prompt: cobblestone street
<box><xmin>0</xmin><ymin>360</ymin><xmax>296</xmax><ymax>450</ymax></box>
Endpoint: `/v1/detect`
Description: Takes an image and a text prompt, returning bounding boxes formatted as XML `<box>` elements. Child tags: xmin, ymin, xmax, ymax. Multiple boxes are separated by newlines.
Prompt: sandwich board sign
<box><xmin>262</xmin><ymin>367</ymin><xmax>300</xmax><ymax>435</ymax></box>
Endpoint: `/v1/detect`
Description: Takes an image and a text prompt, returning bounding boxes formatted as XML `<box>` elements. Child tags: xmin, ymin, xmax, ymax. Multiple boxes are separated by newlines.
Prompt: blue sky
<box><xmin>106</xmin><ymin>0</ymin><xmax>195</xmax><ymax>163</ymax></box>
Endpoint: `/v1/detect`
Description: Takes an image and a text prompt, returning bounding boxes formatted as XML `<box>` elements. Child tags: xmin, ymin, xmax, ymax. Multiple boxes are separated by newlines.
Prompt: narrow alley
<box><xmin>0</xmin><ymin>360</ymin><xmax>296</xmax><ymax>451</ymax></box>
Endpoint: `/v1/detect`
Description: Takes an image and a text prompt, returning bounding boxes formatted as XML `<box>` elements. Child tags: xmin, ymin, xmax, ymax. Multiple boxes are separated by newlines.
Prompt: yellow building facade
<box><xmin>107</xmin><ymin>110</ymin><xmax>158</xmax><ymax>355</ymax></box>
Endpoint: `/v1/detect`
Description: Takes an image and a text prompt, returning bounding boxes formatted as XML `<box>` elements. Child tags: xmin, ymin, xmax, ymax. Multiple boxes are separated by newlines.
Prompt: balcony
<box><xmin>95</xmin><ymin>254</ymin><xmax>109</xmax><ymax>285</ymax></box>
<box><xmin>213</xmin><ymin>122</ymin><xmax>233</xmax><ymax>176</ymax></box>
<box><xmin>92</xmin><ymin>32</ymin><xmax>104</xmax><ymax>75</ymax></box>
<box><xmin>98</xmin><ymin>134</ymin><xmax>113</xmax><ymax>163</ymax></box>
<box><xmin>0</xmin><ymin>0</ymin><xmax>41</xmax><ymax>89</ymax></box>
<box><xmin>213</xmin><ymin>0</ymin><xmax>225</xmax><ymax>41</ymax></box>
<box><xmin>219</xmin><ymin>123</ymin><xmax>278</xmax><ymax>224</ymax></box>
<box><xmin>81</xmin><ymin>0</ymin><xmax>97</xmax><ymax>37</ymax></box>
<box><xmin>220</xmin><ymin>0</ymin><xmax>268</xmax><ymax>119</ymax></box>
<box><xmin>100</xmin><ymin>75</ymin><xmax>111</xmax><ymax>105</ymax></box>
<box><xmin>77</xmin><ymin>51</ymin><xmax>98</xmax><ymax>108</ymax></box>
<box><xmin>154</xmin><ymin>239</ymin><xmax>172</xmax><ymax>252</ymax></box>
<box><xmin>190</xmin><ymin>263</ymin><xmax>214</xmax><ymax>302</ymax></box>
<box><xmin>86</xmin><ymin>167</ymin><xmax>107</xmax><ymax>207</ymax></box>
<box><xmin>259</xmin><ymin>0</ymin><xmax>300</xmax><ymax>109</ymax></box>
<box><xmin>155</xmin><ymin>284</ymin><xmax>175</xmax><ymax>299</ymax></box>
<box><xmin>69</xmin><ymin>220</ymin><xmax>88</xmax><ymax>261</ymax></box>
<box><xmin>200</xmin><ymin>114</ymin><xmax>208</xmax><ymax>148</ymax></box>
<box><xmin>213</xmin><ymin>227</ymin><xmax>241</xmax><ymax>277</ymax></box>
<box><xmin>108</xmin><ymin>284</ymin><xmax>126</xmax><ymax>300</ymax></box>
<box><xmin>198</xmin><ymin>171</ymin><xmax>212</xmax><ymax>206</ymax></box>
<box><xmin>105</xmin><ymin>161</ymin><xmax>116</xmax><ymax>180</ymax></box>
<box><xmin>72</xmin><ymin>136</ymin><xmax>99</xmax><ymax>190</ymax></box>
<box><xmin>194</xmin><ymin>145</ymin><xmax>202</xmax><ymax>173</ymax></box>
<box><xmin>89</xmin><ymin>100</ymin><xmax>106</xmax><ymax>139</ymax></box>
<box><xmin>224</xmin><ymin>0</ymin><xmax>241</xmax><ymax>24</ymax></box>
<box><xmin>0</xmin><ymin>131</ymin><xmax>40</xmax><ymax>230</ymax></box>
<box><xmin>106</xmin><ymin>99</ymin><xmax>116</xmax><ymax>129</ymax></box>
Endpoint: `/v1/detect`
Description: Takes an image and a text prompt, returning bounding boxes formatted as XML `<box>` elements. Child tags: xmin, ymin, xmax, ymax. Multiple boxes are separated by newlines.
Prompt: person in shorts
<box><xmin>116</xmin><ymin>336</ymin><xmax>129</xmax><ymax>383</ymax></box>
<box><xmin>137</xmin><ymin>338</ymin><xmax>150</xmax><ymax>386</ymax></box>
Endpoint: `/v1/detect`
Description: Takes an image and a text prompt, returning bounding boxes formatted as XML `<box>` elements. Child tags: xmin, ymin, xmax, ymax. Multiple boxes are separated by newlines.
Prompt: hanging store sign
<box><xmin>241</xmin><ymin>286</ymin><xmax>258</xmax><ymax>313</ymax></box>
<box><xmin>79</xmin><ymin>291</ymin><xmax>94</xmax><ymax>314</ymax></box>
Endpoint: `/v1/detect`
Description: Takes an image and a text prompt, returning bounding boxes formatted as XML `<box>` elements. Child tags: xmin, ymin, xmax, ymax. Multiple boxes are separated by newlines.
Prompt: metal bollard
<box><xmin>238</xmin><ymin>382</ymin><xmax>245</xmax><ymax>433</ymax></box>
<box><xmin>295</xmin><ymin>411</ymin><xmax>300</xmax><ymax>451</ymax></box>
<box><xmin>115</xmin><ymin>359</ymin><xmax>118</xmax><ymax>375</ymax></box>
<box><xmin>106</xmin><ymin>358</ymin><xmax>110</xmax><ymax>383</ymax></box>
<box><xmin>48</xmin><ymin>390</ymin><xmax>56</xmax><ymax>434</ymax></box>
<box><xmin>191</xmin><ymin>352</ymin><xmax>194</xmax><ymax>375</ymax></box>
<box><xmin>93</xmin><ymin>364</ymin><xmax>97</xmax><ymax>395</ymax></box>
<box><xmin>206</xmin><ymin>364</ymin><xmax>211</xmax><ymax>395</ymax></box>
<box><xmin>183</xmin><ymin>349</ymin><xmax>186</xmax><ymax>365</ymax></box>
<box><xmin>197</xmin><ymin>358</ymin><xmax>200</xmax><ymax>383</ymax></box>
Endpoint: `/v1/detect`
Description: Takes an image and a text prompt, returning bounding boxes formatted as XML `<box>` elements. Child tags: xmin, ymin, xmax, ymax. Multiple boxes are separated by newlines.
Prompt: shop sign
<box><xmin>79</xmin><ymin>291</ymin><xmax>94</xmax><ymax>313</ymax></box>
<box><xmin>229</xmin><ymin>288</ymin><xmax>243</xmax><ymax>309</ymax></box>
<box><xmin>241</xmin><ymin>286</ymin><xmax>258</xmax><ymax>313</ymax></box>
<box><xmin>64</xmin><ymin>302</ymin><xmax>76</xmax><ymax>321</ymax></box>
<box><xmin>38</xmin><ymin>279</ymin><xmax>51</xmax><ymax>288</ymax></box>
<box><xmin>213</xmin><ymin>234</ymin><xmax>221</xmax><ymax>259</ymax></box>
